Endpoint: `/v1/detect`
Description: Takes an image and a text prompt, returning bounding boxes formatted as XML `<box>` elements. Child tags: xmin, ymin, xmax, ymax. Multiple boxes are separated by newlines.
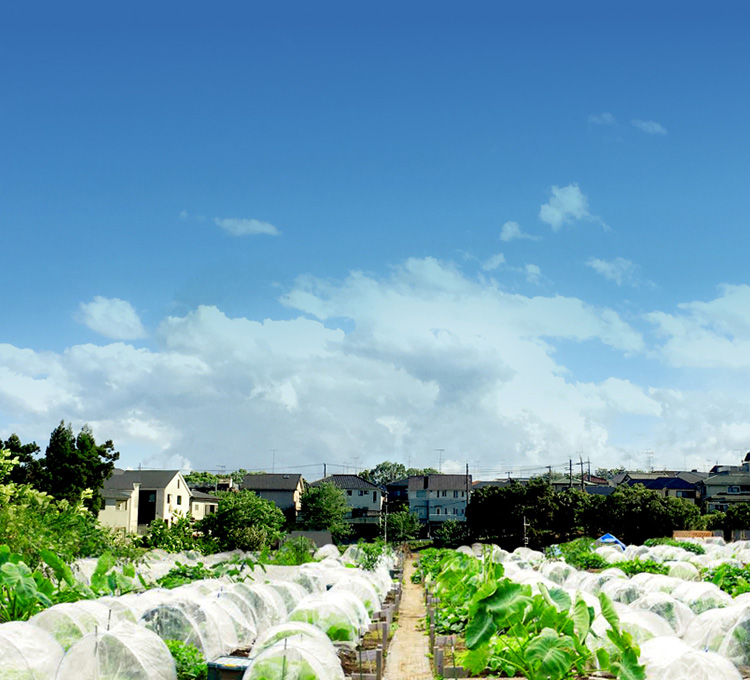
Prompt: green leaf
<box><xmin>539</xmin><ymin>583</ymin><xmax>571</xmax><ymax>612</ymax></box>
<box><xmin>90</xmin><ymin>552</ymin><xmax>115</xmax><ymax>592</ymax></box>
<box><xmin>41</xmin><ymin>550</ymin><xmax>75</xmax><ymax>587</ymax></box>
<box><xmin>482</xmin><ymin>579</ymin><xmax>532</xmax><ymax>628</ymax></box>
<box><xmin>466</xmin><ymin>606</ymin><xmax>496</xmax><ymax>649</ymax></box>
<box><xmin>615</xmin><ymin>648</ymin><xmax>646</xmax><ymax>680</ymax></box>
<box><xmin>572</xmin><ymin>594</ymin><xmax>592</xmax><ymax>643</ymax></box>
<box><xmin>598</xmin><ymin>591</ymin><xmax>620</xmax><ymax>631</ymax></box>
<box><xmin>461</xmin><ymin>644</ymin><xmax>491</xmax><ymax>674</ymax></box>
<box><xmin>524</xmin><ymin>628</ymin><xmax>575</xmax><ymax>680</ymax></box>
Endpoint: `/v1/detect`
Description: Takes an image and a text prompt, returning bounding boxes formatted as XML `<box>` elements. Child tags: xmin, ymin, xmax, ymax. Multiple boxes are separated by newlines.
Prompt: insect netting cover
<box><xmin>511</xmin><ymin>547</ymin><xmax>545</xmax><ymax>565</ymax></box>
<box><xmin>670</xmin><ymin>581</ymin><xmax>732</xmax><ymax>614</ymax></box>
<box><xmin>368</xmin><ymin>565</ymin><xmax>394</xmax><ymax>599</ymax></box>
<box><xmin>118</xmin><ymin>589</ymin><xmax>176</xmax><ymax>619</ymax></box>
<box><xmin>539</xmin><ymin>561</ymin><xmax>576</xmax><ymax>586</ymax></box>
<box><xmin>717</xmin><ymin>608</ymin><xmax>750</xmax><ymax>667</ymax></box>
<box><xmin>291</xmin><ymin>567</ymin><xmax>325</xmax><ymax>595</ymax></box>
<box><xmin>510</xmin><ymin>569</ymin><xmax>557</xmax><ymax>594</ymax></box>
<box><xmin>242</xmin><ymin>639</ymin><xmax>345</xmax><ymax>680</ymax></box>
<box><xmin>599</xmin><ymin>578</ymin><xmax>646</xmax><ymax>605</ymax></box>
<box><xmin>639</xmin><ymin>636</ymin><xmax>741</xmax><ymax>680</ymax></box>
<box><xmin>577</xmin><ymin>569</ymin><xmax>625</xmax><ymax>595</ymax></box>
<box><xmin>630</xmin><ymin>592</ymin><xmax>696</xmax><ymax>637</ymax></box>
<box><xmin>140</xmin><ymin>601</ymin><xmax>223</xmax><ymax>660</ymax></box>
<box><xmin>313</xmin><ymin>545</ymin><xmax>341</xmax><ymax>562</ymax></box>
<box><xmin>254</xmin><ymin>622</ymin><xmax>333</xmax><ymax>654</ymax></box>
<box><xmin>628</xmin><ymin>573</ymin><xmax>681</xmax><ymax>595</ymax></box>
<box><xmin>0</xmin><ymin>621</ymin><xmax>64</xmax><ymax>680</ymax></box>
<box><xmin>95</xmin><ymin>597</ymin><xmax>138</xmax><ymax>625</ymax></box>
<box><xmin>330</xmin><ymin>576</ymin><xmax>381</xmax><ymax>616</ymax></box>
<box><xmin>266</xmin><ymin>582</ymin><xmax>310</xmax><ymax>616</ymax></box>
<box><xmin>455</xmin><ymin>546</ymin><xmax>474</xmax><ymax>558</ymax></box>
<box><xmin>54</xmin><ymin>621</ymin><xmax>177</xmax><ymax>680</ymax></box>
<box><xmin>212</xmin><ymin>592</ymin><xmax>258</xmax><ymax>647</ymax></box>
<box><xmin>664</xmin><ymin>561</ymin><xmax>700</xmax><ymax>581</ymax></box>
<box><xmin>29</xmin><ymin>602</ymin><xmax>100</xmax><ymax>650</ymax></box>
<box><xmin>589</xmin><ymin>604</ymin><xmax>673</xmax><ymax>653</ymax></box>
<box><xmin>288</xmin><ymin>595</ymin><xmax>363</xmax><ymax>646</ymax></box>
<box><xmin>230</xmin><ymin>584</ymin><xmax>287</xmax><ymax>632</ymax></box>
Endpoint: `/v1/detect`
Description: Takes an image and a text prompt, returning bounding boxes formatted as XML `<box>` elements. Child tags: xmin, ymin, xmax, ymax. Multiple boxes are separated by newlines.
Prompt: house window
<box><xmin>461</xmin><ymin>491</ymin><xmax>465</xmax><ymax>497</ymax></box>
<box><xmin>116</xmin><ymin>500</ymin><xmax>127</xmax><ymax>511</ymax></box>
<box><xmin>167</xmin><ymin>494</ymin><xmax>171</xmax><ymax>504</ymax></box>
<box><xmin>359</xmin><ymin>490</ymin><xmax>365</xmax><ymax>496</ymax></box>
<box><xmin>453</xmin><ymin>508</ymin><xmax>458</xmax><ymax>515</ymax></box>
<box><xmin>442</xmin><ymin>490</ymin><xmax>447</xmax><ymax>497</ymax></box>
<box><xmin>347</xmin><ymin>490</ymin><xmax>352</xmax><ymax>496</ymax></box>
<box><xmin>728</xmin><ymin>486</ymin><xmax>741</xmax><ymax>494</ymax></box>
<box><xmin>177</xmin><ymin>495</ymin><xmax>182</xmax><ymax>505</ymax></box>
<box><xmin>454</xmin><ymin>490</ymin><xmax>458</xmax><ymax>498</ymax></box>
<box><xmin>435</xmin><ymin>507</ymin><xmax>441</xmax><ymax>515</ymax></box>
<box><xmin>177</xmin><ymin>480</ymin><xmax>180</xmax><ymax>489</ymax></box>
<box><xmin>372</xmin><ymin>491</ymin><xmax>376</xmax><ymax>502</ymax></box>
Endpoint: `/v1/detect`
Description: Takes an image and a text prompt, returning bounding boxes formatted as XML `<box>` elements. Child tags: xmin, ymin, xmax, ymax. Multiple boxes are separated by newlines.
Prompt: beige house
<box><xmin>189</xmin><ymin>489</ymin><xmax>220</xmax><ymax>521</ymax></box>
<box><xmin>99</xmin><ymin>469</ymin><xmax>207</xmax><ymax>534</ymax></box>
<box><xmin>241</xmin><ymin>473</ymin><xmax>305</xmax><ymax>516</ymax></box>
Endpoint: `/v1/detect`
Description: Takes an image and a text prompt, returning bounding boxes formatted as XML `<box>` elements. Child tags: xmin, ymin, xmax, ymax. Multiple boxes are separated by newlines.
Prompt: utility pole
<box><xmin>465</xmin><ymin>462</ymin><xmax>470</xmax><ymax>516</ymax></box>
<box><xmin>523</xmin><ymin>515</ymin><xmax>530</xmax><ymax>547</ymax></box>
<box><xmin>547</xmin><ymin>465</ymin><xmax>552</xmax><ymax>482</ymax></box>
<box><xmin>323</xmin><ymin>462</ymin><xmax>327</xmax><ymax>478</ymax></box>
<box><xmin>569</xmin><ymin>459</ymin><xmax>573</xmax><ymax>489</ymax></box>
<box><xmin>578</xmin><ymin>458</ymin><xmax>585</xmax><ymax>492</ymax></box>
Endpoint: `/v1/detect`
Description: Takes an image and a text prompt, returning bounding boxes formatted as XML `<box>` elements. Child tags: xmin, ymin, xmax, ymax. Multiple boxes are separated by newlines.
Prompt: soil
<box><xmin>382</xmin><ymin>555</ymin><xmax>433</xmax><ymax>680</ymax></box>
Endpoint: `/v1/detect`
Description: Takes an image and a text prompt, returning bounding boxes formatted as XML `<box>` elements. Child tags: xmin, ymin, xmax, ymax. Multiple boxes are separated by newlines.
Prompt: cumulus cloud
<box><xmin>588</xmin><ymin>112</ymin><xmax>616</xmax><ymax>126</ymax></box>
<box><xmin>539</xmin><ymin>184</ymin><xmax>606</xmax><ymax>231</ymax></box>
<box><xmin>500</xmin><ymin>221</ymin><xmax>539</xmax><ymax>242</ymax></box>
<box><xmin>647</xmin><ymin>284</ymin><xmax>750</xmax><ymax>368</ymax></box>
<box><xmin>632</xmin><ymin>119</ymin><xmax>667</xmax><ymax>135</ymax></box>
<box><xmin>214</xmin><ymin>217</ymin><xmax>281</xmax><ymax>236</ymax></box>
<box><xmin>76</xmin><ymin>296</ymin><xmax>146</xmax><ymax>340</ymax></box>
<box><xmin>586</xmin><ymin>257</ymin><xmax>637</xmax><ymax>286</ymax></box>
<box><xmin>525</xmin><ymin>264</ymin><xmax>541</xmax><ymax>285</ymax></box>
<box><xmin>482</xmin><ymin>252</ymin><xmax>506</xmax><ymax>271</ymax></box>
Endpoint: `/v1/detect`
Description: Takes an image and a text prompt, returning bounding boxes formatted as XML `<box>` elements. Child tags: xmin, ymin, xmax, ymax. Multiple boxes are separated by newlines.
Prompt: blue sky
<box><xmin>2</xmin><ymin>1</ymin><xmax>750</xmax><ymax>478</ymax></box>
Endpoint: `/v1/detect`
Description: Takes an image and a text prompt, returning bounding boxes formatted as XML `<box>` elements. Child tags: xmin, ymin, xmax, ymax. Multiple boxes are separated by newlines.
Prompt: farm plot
<box><xmin>0</xmin><ymin>543</ymin><xmax>403</xmax><ymax>680</ymax></box>
<box><xmin>418</xmin><ymin>538</ymin><xmax>750</xmax><ymax>680</ymax></box>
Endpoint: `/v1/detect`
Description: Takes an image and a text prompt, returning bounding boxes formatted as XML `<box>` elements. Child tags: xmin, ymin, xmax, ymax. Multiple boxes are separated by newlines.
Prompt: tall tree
<box><xmin>299</xmin><ymin>482</ymin><xmax>352</xmax><ymax>542</ymax></box>
<box><xmin>39</xmin><ymin>421</ymin><xmax>119</xmax><ymax>514</ymax></box>
<box><xmin>2</xmin><ymin>434</ymin><xmax>42</xmax><ymax>485</ymax></box>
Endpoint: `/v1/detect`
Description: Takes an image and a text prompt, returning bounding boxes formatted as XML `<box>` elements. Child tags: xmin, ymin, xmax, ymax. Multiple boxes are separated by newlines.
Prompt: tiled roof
<box><xmin>189</xmin><ymin>488</ymin><xmax>220</xmax><ymax>501</ymax></box>
<box><xmin>639</xmin><ymin>477</ymin><xmax>695</xmax><ymax>490</ymax></box>
<box><xmin>241</xmin><ymin>473</ymin><xmax>303</xmax><ymax>492</ymax></box>
<box><xmin>101</xmin><ymin>488</ymin><xmax>133</xmax><ymax>500</ymax></box>
<box><xmin>104</xmin><ymin>469</ymin><xmax>181</xmax><ymax>490</ymax></box>
<box><xmin>703</xmin><ymin>473</ymin><xmax>750</xmax><ymax>486</ymax></box>
<box><xmin>408</xmin><ymin>474</ymin><xmax>472</xmax><ymax>491</ymax></box>
<box><xmin>311</xmin><ymin>474</ymin><xmax>379</xmax><ymax>490</ymax></box>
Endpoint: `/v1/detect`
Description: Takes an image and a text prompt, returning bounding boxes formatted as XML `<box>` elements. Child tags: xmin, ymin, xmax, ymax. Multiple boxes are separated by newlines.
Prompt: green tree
<box><xmin>298</xmin><ymin>482</ymin><xmax>352</xmax><ymax>542</ymax></box>
<box><xmin>360</xmin><ymin>461</ymin><xmax>407</xmax><ymax>487</ymax></box>
<box><xmin>724</xmin><ymin>503</ymin><xmax>750</xmax><ymax>534</ymax></box>
<box><xmin>384</xmin><ymin>510</ymin><xmax>421</xmax><ymax>543</ymax></box>
<box><xmin>2</xmin><ymin>434</ymin><xmax>42</xmax><ymax>485</ymax></box>
<box><xmin>38</xmin><ymin>422</ymin><xmax>119</xmax><ymax>514</ymax></box>
<box><xmin>198</xmin><ymin>490</ymin><xmax>284</xmax><ymax>551</ymax></box>
<box><xmin>183</xmin><ymin>471</ymin><xmax>219</xmax><ymax>489</ymax></box>
<box><xmin>434</xmin><ymin>519</ymin><xmax>470</xmax><ymax>547</ymax></box>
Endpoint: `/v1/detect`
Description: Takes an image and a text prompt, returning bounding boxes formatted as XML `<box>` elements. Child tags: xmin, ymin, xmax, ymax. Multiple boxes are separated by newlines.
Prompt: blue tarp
<box><xmin>596</xmin><ymin>533</ymin><xmax>626</xmax><ymax>551</ymax></box>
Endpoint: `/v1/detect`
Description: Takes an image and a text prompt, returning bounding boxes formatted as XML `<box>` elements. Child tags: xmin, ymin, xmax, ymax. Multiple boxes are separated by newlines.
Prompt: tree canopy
<box><xmin>360</xmin><ymin>460</ymin><xmax>440</xmax><ymax>486</ymax></box>
<box><xmin>298</xmin><ymin>481</ymin><xmax>352</xmax><ymax>542</ymax></box>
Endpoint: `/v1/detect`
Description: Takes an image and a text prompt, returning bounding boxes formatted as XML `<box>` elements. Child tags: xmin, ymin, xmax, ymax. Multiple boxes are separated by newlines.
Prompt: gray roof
<box><xmin>312</xmin><ymin>474</ymin><xmax>379</xmax><ymax>490</ymax></box>
<box><xmin>242</xmin><ymin>473</ymin><xmax>303</xmax><ymax>492</ymax></box>
<box><xmin>189</xmin><ymin>488</ymin><xmax>220</xmax><ymax>501</ymax></box>
<box><xmin>703</xmin><ymin>473</ymin><xmax>750</xmax><ymax>486</ymax></box>
<box><xmin>101</xmin><ymin>488</ymin><xmax>133</xmax><ymax>500</ymax></box>
<box><xmin>104</xmin><ymin>469</ymin><xmax>181</xmax><ymax>490</ymax></box>
<box><xmin>409</xmin><ymin>474</ymin><xmax>472</xmax><ymax>491</ymax></box>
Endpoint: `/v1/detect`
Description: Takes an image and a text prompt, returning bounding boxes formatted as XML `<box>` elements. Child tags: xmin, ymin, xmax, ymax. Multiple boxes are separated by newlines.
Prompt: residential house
<box><xmin>384</xmin><ymin>477</ymin><xmax>409</xmax><ymax>511</ymax></box>
<box><xmin>241</xmin><ymin>473</ymin><xmax>306</xmax><ymax>517</ymax></box>
<box><xmin>628</xmin><ymin>476</ymin><xmax>700</xmax><ymax>504</ymax></box>
<box><xmin>188</xmin><ymin>488</ymin><xmax>220</xmax><ymax>520</ymax></box>
<box><xmin>409</xmin><ymin>473</ymin><xmax>472</xmax><ymax>525</ymax></box>
<box><xmin>99</xmin><ymin>469</ymin><xmax>193</xmax><ymax>534</ymax></box>
<box><xmin>699</xmin><ymin>473</ymin><xmax>750</xmax><ymax>512</ymax></box>
<box><xmin>311</xmin><ymin>474</ymin><xmax>383</xmax><ymax>528</ymax></box>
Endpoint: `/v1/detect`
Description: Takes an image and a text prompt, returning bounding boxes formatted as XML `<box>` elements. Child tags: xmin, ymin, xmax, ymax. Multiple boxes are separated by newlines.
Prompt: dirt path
<box><xmin>383</xmin><ymin>555</ymin><xmax>433</xmax><ymax>680</ymax></box>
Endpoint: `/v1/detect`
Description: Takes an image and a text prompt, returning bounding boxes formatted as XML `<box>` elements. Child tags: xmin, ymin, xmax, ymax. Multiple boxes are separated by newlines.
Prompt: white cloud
<box><xmin>19</xmin><ymin>258</ymin><xmax>750</xmax><ymax>474</ymax></box>
<box><xmin>525</xmin><ymin>264</ymin><xmax>541</xmax><ymax>285</ymax></box>
<box><xmin>586</xmin><ymin>257</ymin><xmax>637</xmax><ymax>286</ymax></box>
<box><xmin>76</xmin><ymin>296</ymin><xmax>146</xmax><ymax>340</ymax></box>
<box><xmin>539</xmin><ymin>184</ymin><xmax>606</xmax><ymax>231</ymax></box>
<box><xmin>482</xmin><ymin>252</ymin><xmax>505</xmax><ymax>271</ymax></box>
<box><xmin>500</xmin><ymin>221</ymin><xmax>539</xmax><ymax>242</ymax></box>
<box><xmin>631</xmin><ymin>119</ymin><xmax>667</xmax><ymax>135</ymax></box>
<box><xmin>647</xmin><ymin>284</ymin><xmax>750</xmax><ymax>368</ymax></box>
<box><xmin>214</xmin><ymin>217</ymin><xmax>281</xmax><ymax>236</ymax></box>
<box><xmin>588</xmin><ymin>112</ymin><xmax>616</xmax><ymax>126</ymax></box>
